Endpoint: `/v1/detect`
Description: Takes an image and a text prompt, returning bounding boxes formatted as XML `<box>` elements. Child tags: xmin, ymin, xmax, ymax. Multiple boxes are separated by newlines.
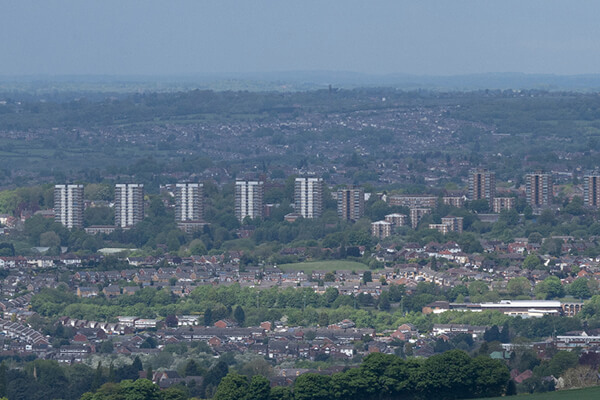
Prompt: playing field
<box><xmin>473</xmin><ymin>386</ymin><xmax>600</xmax><ymax>400</ymax></box>
<box><xmin>277</xmin><ymin>260</ymin><xmax>370</xmax><ymax>273</ymax></box>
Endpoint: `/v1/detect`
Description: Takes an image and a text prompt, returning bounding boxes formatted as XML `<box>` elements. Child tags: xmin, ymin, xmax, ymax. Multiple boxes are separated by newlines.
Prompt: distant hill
<box><xmin>4</xmin><ymin>71</ymin><xmax>600</xmax><ymax>93</ymax></box>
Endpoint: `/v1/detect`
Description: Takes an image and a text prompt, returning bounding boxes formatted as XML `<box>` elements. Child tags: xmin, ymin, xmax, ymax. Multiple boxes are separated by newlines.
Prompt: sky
<box><xmin>2</xmin><ymin>1</ymin><xmax>600</xmax><ymax>77</ymax></box>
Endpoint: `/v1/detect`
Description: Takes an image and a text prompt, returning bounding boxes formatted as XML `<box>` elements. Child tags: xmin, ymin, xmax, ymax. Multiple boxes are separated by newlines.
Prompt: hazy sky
<box><xmin>2</xmin><ymin>1</ymin><xmax>600</xmax><ymax>76</ymax></box>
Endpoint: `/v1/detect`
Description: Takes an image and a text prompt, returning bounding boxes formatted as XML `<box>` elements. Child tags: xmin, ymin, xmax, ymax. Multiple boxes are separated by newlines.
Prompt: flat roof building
<box><xmin>337</xmin><ymin>186</ymin><xmax>364</xmax><ymax>221</ymax></box>
<box><xmin>583</xmin><ymin>173</ymin><xmax>600</xmax><ymax>208</ymax></box>
<box><xmin>468</xmin><ymin>168</ymin><xmax>496</xmax><ymax>201</ymax></box>
<box><xmin>371</xmin><ymin>221</ymin><xmax>392</xmax><ymax>239</ymax></box>
<box><xmin>295</xmin><ymin>177</ymin><xmax>323</xmax><ymax>219</ymax></box>
<box><xmin>388</xmin><ymin>195</ymin><xmax>437</xmax><ymax>209</ymax></box>
<box><xmin>54</xmin><ymin>184</ymin><xmax>84</xmax><ymax>229</ymax></box>
<box><xmin>115</xmin><ymin>184</ymin><xmax>144</xmax><ymax>228</ymax></box>
<box><xmin>525</xmin><ymin>171</ymin><xmax>553</xmax><ymax>208</ymax></box>
<box><xmin>175</xmin><ymin>183</ymin><xmax>203</xmax><ymax>222</ymax></box>
<box><xmin>235</xmin><ymin>180</ymin><xmax>264</xmax><ymax>222</ymax></box>
<box><xmin>492</xmin><ymin>197</ymin><xmax>516</xmax><ymax>213</ymax></box>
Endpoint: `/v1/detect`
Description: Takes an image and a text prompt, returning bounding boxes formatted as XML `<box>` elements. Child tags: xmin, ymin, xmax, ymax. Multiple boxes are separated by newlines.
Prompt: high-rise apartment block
<box><xmin>493</xmin><ymin>197</ymin><xmax>516</xmax><ymax>213</ymax></box>
<box><xmin>235</xmin><ymin>180</ymin><xmax>264</xmax><ymax>222</ymax></box>
<box><xmin>468</xmin><ymin>168</ymin><xmax>496</xmax><ymax>201</ymax></box>
<box><xmin>525</xmin><ymin>171</ymin><xmax>553</xmax><ymax>208</ymax></box>
<box><xmin>429</xmin><ymin>223</ymin><xmax>451</xmax><ymax>235</ymax></box>
<box><xmin>337</xmin><ymin>187</ymin><xmax>364</xmax><ymax>221</ymax></box>
<box><xmin>441</xmin><ymin>216</ymin><xmax>464</xmax><ymax>234</ymax></box>
<box><xmin>294</xmin><ymin>177</ymin><xmax>323</xmax><ymax>219</ymax></box>
<box><xmin>115</xmin><ymin>184</ymin><xmax>144</xmax><ymax>228</ymax></box>
<box><xmin>175</xmin><ymin>183</ymin><xmax>204</xmax><ymax>222</ymax></box>
<box><xmin>410</xmin><ymin>208</ymin><xmax>431</xmax><ymax>229</ymax></box>
<box><xmin>388</xmin><ymin>195</ymin><xmax>437</xmax><ymax>209</ymax></box>
<box><xmin>443</xmin><ymin>196</ymin><xmax>466</xmax><ymax>208</ymax></box>
<box><xmin>54</xmin><ymin>184</ymin><xmax>84</xmax><ymax>229</ymax></box>
<box><xmin>385</xmin><ymin>213</ymin><xmax>408</xmax><ymax>227</ymax></box>
<box><xmin>371</xmin><ymin>220</ymin><xmax>392</xmax><ymax>239</ymax></box>
<box><xmin>430</xmin><ymin>216</ymin><xmax>463</xmax><ymax>235</ymax></box>
<box><xmin>584</xmin><ymin>173</ymin><xmax>600</xmax><ymax>208</ymax></box>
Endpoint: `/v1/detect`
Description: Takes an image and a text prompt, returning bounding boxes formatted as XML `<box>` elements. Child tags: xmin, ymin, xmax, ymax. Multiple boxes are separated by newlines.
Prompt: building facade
<box><xmin>115</xmin><ymin>184</ymin><xmax>144</xmax><ymax>228</ymax></box>
<box><xmin>388</xmin><ymin>195</ymin><xmax>437</xmax><ymax>209</ymax></box>
<box><xmin>468</xmin><ymin>168</ymin><xmax>496</xmax><ymax>201</ymax></box>
<box><xmin>443</xmin><ymin>196</ymin><xmax>466</xmax><ymax>208</ymax></box>
<box><xmin>371</xmin><ymin>221</ymin><xmax>392</xmax><ymax>239</ymax></box>
<box><xmin>492</xmin><ymin>197</ymin><xmax>516</xmax><ymax>213</ymax></box>
<box><xmin>235</xmin><ymin>180</ymin><xmax>264</xmax><ymax>222</ymax></box>
<box><xmin>583</xmin><ymin>173</ymin><xmax>600</xmax><ymax>208</ymax></box>
<box><xmin>54</xmin><ymin>184</ymin><xmax>84</xmax><ymax>229</ymax></box>
<box><xmin>441</xmin><ymin>216</ymin><xmax>464</xmax><ymax>234</ymax></box>
<box><xmin>525</xmin><ymin>171</ymin><xmax>553</xmax><ymax>208</ymax></box>
<box><xmin>385</xmin><ymin>213</ymin><xmax>408</xmax><ymax>227</ymax></box>
<box><xmin>175</xmin><ymin>183</ymin><xmax>204</xmax><ymax>222</ymax></box>
<box><xmin>337</xmin><ymin>187</ymin><xmax>364</xmax><ymax>221</ymax></box>
<box><xmin>410</xmin><ymin>208</ymin><xmax>431</xmax><ymax>229</ymax></box>
<box><xmin>294</xmin><ymin>177</ymin><xmax>323</xmax><ymax>219</ymax></box>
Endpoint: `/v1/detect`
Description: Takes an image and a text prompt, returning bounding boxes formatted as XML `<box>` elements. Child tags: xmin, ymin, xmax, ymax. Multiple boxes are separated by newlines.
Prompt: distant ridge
<box><xmin>3</xmin><ymin>71</ymin><xmax>600</xmax><ymax>93</ymax></box>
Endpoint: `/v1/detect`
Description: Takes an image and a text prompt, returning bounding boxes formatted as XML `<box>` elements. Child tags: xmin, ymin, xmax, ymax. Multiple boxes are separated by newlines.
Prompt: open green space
<box><xmin>472</xmin><ymin>386</ymin><xmax>600</xmax><ymax>400</ymax></box>
<box><xmin>278</xmin><ymin>260</ymin><xmax>370</xmax><ymax>273</ymax></box>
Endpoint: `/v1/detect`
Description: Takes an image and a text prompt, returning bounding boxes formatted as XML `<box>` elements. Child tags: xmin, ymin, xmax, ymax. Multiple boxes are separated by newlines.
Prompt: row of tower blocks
<box><xmin>54</xmin><ymin>179</ymin><xmax>330</xmax><ymax>230</ymax></box>
<box><xmin>53</xmin><ymin>171</ymin><xmax>600</xmax><ymax>234</ymax></box>
<box><xmin>372</xmin><ymin>169</ymin><xmax>600</xmax><ymax>239</ymax></box>
<box><xmin>235</xmin><ymin>178</ymin><xmax>326</xmax><ymax>222</ymax></box>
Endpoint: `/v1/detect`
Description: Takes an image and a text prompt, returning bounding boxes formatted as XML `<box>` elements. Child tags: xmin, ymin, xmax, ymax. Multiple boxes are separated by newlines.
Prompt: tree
<box><xmin>293</xmin><ymin>373</ymin><xmax>332</xmax><ymax>400</ymax></box>
<box><xmin>419</xmin><ymin>350</ymin><xmax>475</xmax><ymax>399</ymax></box>
<box><xmin>331</xmin><ymin>367</ymin><xmax>379</xmax><ymax>400</ymax></box>
<box><xmin>506</xmin><ymin>380</ymin><xmax>517</xmax><ymax>396</ymax></box>
<box><xmin>234</xmin><ymin>305</ymin><xmax>246</xmax><ymax>326</ymax></box>
<box><xmin>570</xmin><ymin>277</ymin><xmax>592</xmax><ymax>299</ymax></box>
<box><xmin>484</xmin><ymin>325</ymin><xmax>500</xmax><ymax>343</ymax></box>
<box><xmin>378</xmin><ymin>291</ymin><xmax>391</xmax><ymax>311</ymax></box>
<box><xmin>131</xmin><ymin>356</ymin><xmax>143</xmax><ymax>372</ymax></box>
<box><xmin>165</xmin><ymin>314</ymin><xmax>179</xmax><ymax>328</ymax></box>
<box><xmin>535</xmin><ymin>276</ymin><xmax>564</xmax><ymax>299</ymax></box>
<box><xmin>213</xmin><ymin>373</ymin><xmax>248</xmax><ymax>400</ymax></box>
<box><xmin>523</xmin><ymin>254</ymin><xmax>542</xmax><ymax>270</ymax></box>
<box><xmin>204</xmin><ymin>308</ymin><xmax>213</xmax><ymax>326</ymax></box>
<box><xmin>183</xmin><ymin>360</ymin><xmax>203</xmax><ymax>377</ymax></box>
<box><xmin>545</xmin><ymin>351</ymin><xmax>579</xmax><ymax>377</ymax></box>
<box><xmin>189</xmin><ymin>239</ymin><xmax>207</xmax><ymax>255</ymax></box>
<box><xmin>499</xmin><ymin>321</ymin><xmax>510</xmax><ymax>344</ymax></box>
<box><xmin>468</xmin><ymin>281</ymin><xmax>489</xmax><ymax>298</ymax></box>
<box><xmin>362</xmin><ymin>271</ymin><xmax>372</xmax><ymax>284</ymax></box>
<box><xmin>39</xmin><ymin>231</ymin><xmax>61</xmax><ymax>247</ymax></box>
<box><xmin>0</xmin><ymin>363</ymin><xmax>7</xmax><ymax>398</ymax></box>
<box><xmin>471</xmin><ymin>356</ymin><xmax>510</xmax><ymax>398</ymax></box>
<box><xmin>270</xmin><ymin>386</ymin><xmax>292</xmax><ymax>400</ymax></box>
<box><xmin>246</xmin><ymin>375</ymin><xmax>270</xmax><ymax>400</ymax></box>
<box><xmin>239</xmin><ymin>359</ymin><xmax>273</xmax><ymax>379</ymax></box>
<box><xmin>204</xmin><ymin>361</ymin><xmax>229</xmax><ymax>390</ymax></box>
<box><xmin>99</xmin><ymin>340</ymin><xmax>114</xmax><ymax>354</ymax></box>
<box><xmin>120</xmin><ymin>379</ymin><xmax>161</xmax><ymax>400</ymax></box>
<box><xmin>318</xmin><ymin>312</ymin><xmax>329</xmax><ymax>327</ymax></box>
<box><xmin>324</xmin><ymin>287</ymin><xmax>339</xmax><ymax>304</ymax></box>
<box><xmin>507</xmin><ymin>277</ymin><xmax>531</xmax><ymax>297</ymax></box>
<box><xmin>527</xmin><ymin>232</ymin><xmax>543</xmax><ymax>244</ymax></box>
<box><xmin>560</xmin><ymin>365</ymin><xmax>599</xmax><ymax>389</ymax></box>
<box><xmin>161</xmin><ymin>387</ymin><xmax>188</xmax><ymax>400</ymax></box>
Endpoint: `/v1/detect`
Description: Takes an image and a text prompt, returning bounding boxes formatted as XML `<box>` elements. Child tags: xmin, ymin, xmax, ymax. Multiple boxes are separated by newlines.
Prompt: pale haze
<box><xmin>2</xmin><ymin>0</ymin><xmax>600</xmax><ymax>76</ymax></box>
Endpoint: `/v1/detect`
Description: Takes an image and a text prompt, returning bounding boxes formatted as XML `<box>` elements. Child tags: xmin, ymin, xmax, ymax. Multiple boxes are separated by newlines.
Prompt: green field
<box><xmin>473</xmin><ymin>386</ymin><xmax>600</xmax><ymax>400</ymax></box>
<box><xmin>277</xmin><ymin>260</ymin><xmax>370</xmax><ymax>273</ymax></box>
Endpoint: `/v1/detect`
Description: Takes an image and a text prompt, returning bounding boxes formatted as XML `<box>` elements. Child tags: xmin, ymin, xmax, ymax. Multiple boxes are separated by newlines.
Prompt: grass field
<box><xmin>473</xmin><ymin>386</ymin><xmax>600</xmax><ymax>400</ymax></box>
<box><xmin>277</xmin><ymin>260</ymin><xmax>370</xmax><ymax>273</ymax></box>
